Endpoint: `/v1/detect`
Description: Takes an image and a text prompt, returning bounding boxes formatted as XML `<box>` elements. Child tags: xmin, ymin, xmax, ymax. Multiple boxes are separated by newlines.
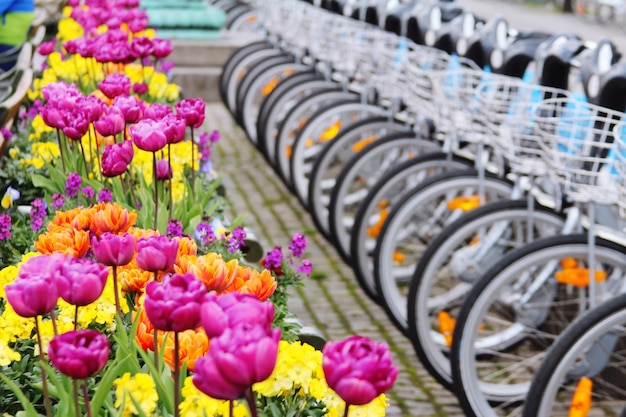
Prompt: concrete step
<box><xmin>170</xmin><ymin>66</ymin><xmax>221</xmax><ymax>102</ymax></box>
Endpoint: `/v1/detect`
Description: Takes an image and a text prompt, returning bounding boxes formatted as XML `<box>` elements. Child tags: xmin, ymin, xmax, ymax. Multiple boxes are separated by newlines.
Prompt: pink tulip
<box><xmin>91</xmin><ymin>232</ymin><xmax>135</xmax><ymax>267</ymax></box>
<box><xmin>98</xmin><ymin>73</ymin><xmax>131</xmax><ymax>99</ymax></box>
<box><xmin>155</xmin><ymin>159</ymin><xmax>172</xmax><ymax>180</ymax></box>
<box><xmin>175</xmin><ymin>98</ymin><xmax>206</xmax><ymax>129</ymax></box>
<box><xmin>113</xmin><ymin>95</ymin><xmax>145</xmax><ymax>124</ymax></box>
<box><xmin>130</xmin><ymin>36</ymin><xmax>154</xmax><ymax>60</ymax></box>
<box><xmin>62</xmin><ymin>111</ymin><xmax>90</xmax><ymax>140</ymax></box>
<box><xmin>144</xmin><ymin>273</ymin><xmax>206</xmax><ymax>332</ymax></box>
<box><xmin>41</xmin><ymin>105</ymin><xmax>65</xmax><ymax>130</ymax></box>
<box><xmin>57</xmin><ymin>258</ymin><xmax>109</xmax><ymax>306</ymax></box>
<box><xmin>132</xmin><ymin>83</ymin><xmax>148</xmax><ymax>95</ymax></box>
<box><xmin>151</xmin><ymin>38</ymin><xmax>173</xmax><ymax>59</ymax></box>
<box><xmin>193</xmin><ymin>324</ymin><xmax>281</xmax><ymax>400</ymax></box>
<box><xmin>200</xmin><ymin>292</ymin><xmax>275</xmax><ymax>339</ymax></box>
<box><xmin>5</xmin><ymin>254</ymin><xmax>66</xmax><ymax>317</ymax></box>
<box><xmin>101</xmin><ymin>140</ymin><xmax>134</xmax><ymax>177</ymax></box>
<box><xmin>94</xmin><ymin>107</ymin><xmax>125</xmax><ymax>137</ymax></box>
<box><xmin>322</xmin><ymin>335</ymin><xmax>399</xmax><ymax>406</ymax></box>
<box><xmin>38</xmin><ymin>39</ymin><xmax>56</xmax><ymax>56</ymax></box>
<box><xmin>136</xmin><ymin>235</ymin><xmax>178</xmax><ymax>273</ymax></box>
<box><xmin>48</xmin><ymin>330</ymin><xmax>109</xmax><ymax>379</ymax></box>
<box><xmin>79</xmin><ymin>95</ymin><xmax>105</xmax><ymax>123</ymax></box>
<box><xmin>162</xmin><ymin>114</ymin><xmax>186</xmax><ymax>144</ymax></box>
<box><xmin>144</xmin><ymin>103</ymin><xmax>172</xmax><ymax>121</ymax></box>
<box><xmin>130</xmin><ymin>119</ymin><xmax>168</xmax><ymax>152</ymax></box>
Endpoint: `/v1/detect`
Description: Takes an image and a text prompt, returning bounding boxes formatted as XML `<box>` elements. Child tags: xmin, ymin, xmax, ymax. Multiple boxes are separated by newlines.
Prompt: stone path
<box><xmin>206</xmin><ymin>103</ymin><xmax>465</xmax><ymax>417</ymax></box>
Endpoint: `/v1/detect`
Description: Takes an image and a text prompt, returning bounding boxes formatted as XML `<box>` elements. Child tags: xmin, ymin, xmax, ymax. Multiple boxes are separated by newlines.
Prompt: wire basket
<box><xmin>533</xmin><ymin>97</ymin><xmax>624</xmax><ymax>205</ymax></box>
<box><xmin>475</xmin><ymin>77</ymin><xmax>577</xmax><ymax>177</ymax></box>
<box><xmin>611</xmin><ymin>121</ymin><xmax>626</xmax><ymax>215</ymax></box>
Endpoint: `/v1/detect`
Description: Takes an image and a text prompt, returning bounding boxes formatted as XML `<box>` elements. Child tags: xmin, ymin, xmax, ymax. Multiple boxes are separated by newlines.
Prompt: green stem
<box><xmin>173</xmin><ymin>331</ymin><xmax>180</xmax><ymax>417</ymax></box>
<box><xmin>34</xmin><ymin>317</ymin><xmax>53</xmax><ymax>417</ymax></box>
<box><xmin>125</xmin><ymin>170</ymin><xmax>139</xmax><ymax>210</ymax></box>
<box><xmin>82</xmin><ymin>381</ymin><xmax>93</xmax><ymax>417</ymax></box>
<box><xmin>343</xmin><ymin>404</ymin><xmax>350</xmax><ymax>417</ymax></box>
<box><xmin>112</xmin><ymin>265</ymin><xmax>122</xmax><ymax>320</ymax></box>
<box><xmin>90</xmin><ymin>125</ymin><xmax>102</xmax><ymax>182</ymax></box>
<box><xmin>190</xmin><ymin>128</ymin><xmax>195</xmax><ymax>199</ymax></box>
<box><xmin>229</xmin><ymin>400</ymin><xmax>233</xmax><ymax>417</ymax></box>
<box><xmin>153</xmin><ymin>271</ymin><xmax>159</xmax><ymax>374</ymax></box>
<box><xmin>56</xmin><ymin>128</ymin><xmax>67</xmax><ymax>173</ymax></box>
<box><xmin>152</xmin><ymin>151</ymin><xmax>158</xmax><ymax>230</ymax></box>
<box><xmin>168</xmin><ymin>143</ymin><xmax>173</xmax><ymax>219</ymax></box>
<box><xmin>244</xmin><ymin>388</ymin><xmax>258</xmax><ymax>417</ymax></box>
<box><xmin>49</xmin><ymin>310</ymin><xmax>58</xmax><ymax>336</ymax></box>
<box><xmin>79</xmin><ymin>140</ymin><xmax>89</xmax><ymax>178</ymax></box>
<box><xmin>72</xmin><ymin>379</ymin><xmax>81</xmax><ymax>417</ymax></box>
<box><xmin>74</xmin><ymin>305</ymin><xmax>79</xmax><ymax>330</ymax></box>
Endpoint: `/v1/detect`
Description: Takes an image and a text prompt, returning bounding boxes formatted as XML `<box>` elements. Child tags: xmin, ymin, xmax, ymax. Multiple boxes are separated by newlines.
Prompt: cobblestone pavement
<box><xmin>206</xmin><ymin>103</ymin><xmax>465</xmax><ymax>417</ymax></box>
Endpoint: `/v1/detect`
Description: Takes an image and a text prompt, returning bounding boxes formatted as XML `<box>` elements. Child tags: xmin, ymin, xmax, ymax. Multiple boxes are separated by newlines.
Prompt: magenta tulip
<box><xmin>144</xmin><ymin>273</ymin><xmax>206</xmax><ymax>332</ymax></box>
<box><xmin>162</xmin><ymin>114</ymin><xmax>186</xmax><ymax>144</ymax></box>
<box><xmin>129</xmin><ymin>119</ymin><xmax>168</xmax><ymax>152</ymax></box>
<box><xmin>144</xmin><ymin>103</ymin><xmax>172</xmax><ymax>121</ymax></box>
<box><xmin>136</xmin><ymin>235</ymin><xmax>179</xmax><ymax>273</ymax></box>
<box><xmin>101</xmin><ymin>140</ymin><xmax>134</xmax><ymax>177</ymax></box>
<box><xmin>114</xmin><ymin>95</ymin><xmax>144</xmax><ymax>124</ymax></box>
<box><xmin>38</xmin><ymin>39</ymin><xmax>56</xmax><ymax>56</ymax></box>
<box><xmin>200</xmin><ymin>292</ymin><xmax>275</xmax><ymax>339</ymax></box>
<box><xmin>193</xmin><ymin>324</ymin><xmax>281</xmax><ymax>400</ymax></box>
<box><xmin>41</xmin><ymin>105</ymin><xmax>65</xmax><ymax>130</ymax></box>
<box><xmin>175</xmin><ymin>98</ymin><xmax>206</xmax><ymax>129</ymax></box>
<box><xmin>5</xmin><ymin>254</ymin><xmax>66</xmax><ymax>317</ymax></box>
<box><xmin>94</xmin><ymin>107</ymin><xmax>126</xmax><ymax>137</ymax></box>
<box><xmin>151</xmin><ymin>38</ymin><xmax>173</xmax><ymax>59</ymax></box>
<box><xmin>133</xmin><ymin>83</ymin><xmax>148</xmax><ymax>95</ymax></box>
<box><xmin>62</xmin><ymin>111</ymin><xmax>90</xmax><ymax>140</ymax></box>
<box><xmin>130</xmin><ymin>36</ymin><xmax>154</xmax><ymax>60</ymax></box>
<box><xmin>48</xmin><ymin>330</ymin><xmax>109</xmax><ymax>379</ymax></box>
<box><xmin>322</xmin><ymin>335</ymin><xmax>398</xmax><ymax>406</ymax></box>
<box><xmin>98</xmin><ymin>73</ymin><xmax>131</xmax><ymax>99</ymax></box>
<box><xmin>155</xmin><ymin>159</ymin><xmax>172</xmax><ymax>180</ymax></box>
<box><xmin>57</xmin><ymin>258</ymin><xmax>109</xmax><ymax>306</ymax></box>
<box><xmin>91</xmin><ymin>232</ymin><xmax>135</xmax><ymax>266</ymax></box>
<box><xmin>79</xmin><ymin>95</ymin><xmax>105</xmax><ymax>123</ymax></box>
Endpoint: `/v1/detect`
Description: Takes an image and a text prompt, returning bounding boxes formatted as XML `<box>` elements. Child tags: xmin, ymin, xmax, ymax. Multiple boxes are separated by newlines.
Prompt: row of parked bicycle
<box><xmin>212</xmin><ymin>0</ymin><xmax>626</xmax><ymax>416</ymax></box>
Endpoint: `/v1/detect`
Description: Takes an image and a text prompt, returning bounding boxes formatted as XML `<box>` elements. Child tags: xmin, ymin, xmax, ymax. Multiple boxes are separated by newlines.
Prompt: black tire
<box><xmin>219</xmin><ymin>41</ymin><xmax>271</xmax><ymax>105</ymax></box>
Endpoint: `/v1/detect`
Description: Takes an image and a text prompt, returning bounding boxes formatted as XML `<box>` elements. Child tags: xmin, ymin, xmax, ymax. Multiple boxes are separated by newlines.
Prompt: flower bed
<box><xmin>0</xmin><ymin>1</ymin><xmax>398</xmax><ymax>416</ymax></box>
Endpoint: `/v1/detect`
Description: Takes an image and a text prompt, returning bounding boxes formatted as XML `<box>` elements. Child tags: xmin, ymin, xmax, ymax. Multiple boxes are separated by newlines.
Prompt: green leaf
<box><xmin>0</xmin><ymin>373</ymin><xmax>39</xmax><ymax>417</ymax></box>
<box><xmin>30</xmin><ymin>174</ymin><xmax>59</xmax><ymax>195</ymax></box>
<box><xmin>90</xmin><ymin>353</ymin><xmax>134</xmax><ymax>417</ymax></box>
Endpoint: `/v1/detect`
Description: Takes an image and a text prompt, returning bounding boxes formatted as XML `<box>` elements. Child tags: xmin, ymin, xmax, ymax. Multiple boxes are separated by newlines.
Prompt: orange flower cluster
<box><xmin>223</xmin><ymin>266</ymin><xmax>277</xmax><ymax>301</ymax></box>
<box><xmin>35</xmin><ymin>203</ymin><xmax>137</xmax><ymax>257</ymax></box>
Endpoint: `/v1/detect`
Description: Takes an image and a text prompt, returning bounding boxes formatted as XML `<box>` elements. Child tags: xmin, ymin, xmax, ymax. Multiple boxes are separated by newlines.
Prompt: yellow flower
<box><xmin>8</xmin><ymin>147</ymin><xmax>19</xmax><ymax>158</ymax></box>
<box><xmin>21</xmin><ymin>157</ymin><xmax>45</xmax><ymax>169</ymax></box>
<box><xmin>114</xmin><ymin>373</ymin><xmax>159</xmax><ymax>417</ymax></box>
<box><xmin>29</xmin><ymin>115</ymin><xmax>55</xmax><ymax>140</ymax></box>
<box><xmin>56</xmin><ymin>17</ymin><xmax>84</xmax><ymax>42</ymax></box>
<box><xmin>0</xmin><ymin>304</ymin><xmax>35</xmax><ymax>343</ymax></box>
<box><xmin>0</xmin><ymin>339</ymin><xmax>21</xmax><ymax>366</ymax></box>
<box><xmin>31</xmin><ymin>142</ymin><xmax>60</xmax><ymax>162</ymax></box>
<box><xmin>179</xmin><ymin>377</ymin><xmax>248</xmax><ymax>417</ymax></box>
<box><xmin>0</xmin><ymin>252</ymin><xmax>38</xmax><ymax>299</ymax></box>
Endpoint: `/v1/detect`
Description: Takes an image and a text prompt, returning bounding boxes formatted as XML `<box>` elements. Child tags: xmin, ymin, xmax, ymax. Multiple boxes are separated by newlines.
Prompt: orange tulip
<box><xmin>35</xmin><ymin>226</ymin><xmax>91</xmax><ymax>258</ymax></box>
<box><xmin>128</xmin><ymin>227</ymin><xmax>160</xmax><ymax>240</ymax></box>
<box><xmin>48</xmin><ymin>207</ymin><xmax>83</xmax><ymax>231</ymax></box>
<box><xmin>175</xmin><ymin>236</ymin><xmax>198</xmax><ymax>259</ymax></box>
<box><xmin>88</xmin><ymin>203</ymin><xmax>137</xmax><ymax>236</ymax></box>
<box><xmin>135</xmin><ymin>307</ymin><xmax>155</xmax><ymax>351</ymax></box>
<box><xmin>118</xmin><ymin>263</ymin><xmax>154</xmax><ymax>293</ymax></box>
<box><xmin>71</xmin><ymin>207</ymin><xmax>95</xmax><ymax>231</ymax></box>
<box><xmin>175</xmin><ymin>253</ymin><xmax>237</xmax><ymax>292</ymax></box>
<box><xmin>223</xmin><ymin>266</ymin><xmax>277</xmax><ymax>301</ymax></box>
<box><xmin>161</xmin><ymin>328</ymin><xmax>209</xmax><ymax>372</ymax></box>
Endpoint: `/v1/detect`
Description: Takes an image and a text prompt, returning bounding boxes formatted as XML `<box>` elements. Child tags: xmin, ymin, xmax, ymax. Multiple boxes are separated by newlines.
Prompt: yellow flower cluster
<box><xmin>114</xmin><ymin>372</ymin><xmax>159</xmax><ymax>417</ymax></box>
<box><xmin>0</xmin><ymin>339</ymin><xmax>21</xmax><ymax>366</ymax></box>
<box><xmin>179</xmin><ymin>377</ymin><xmax>249</xmax><ymax>417</ymax></box>
<box><xmin>28</xmin><ymin>115</ymin><xmax>55</xmax><ymax>141</ymax></box>
<box><xmin>254</xmin><ymin>340</ymin><xmax>390</xmax><ymax>416</ymax></box>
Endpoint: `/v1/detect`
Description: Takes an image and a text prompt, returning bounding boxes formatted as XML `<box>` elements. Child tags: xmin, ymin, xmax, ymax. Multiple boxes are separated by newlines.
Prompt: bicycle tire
<box><xmin>256</xmin><ymin>70</ymin><xmax>325</xmax><ymax>160</ymax></box>
<box><xmin>219</xmin><ymin>40</ymin><xmax>271</xmax><ymax>105</ymax></box>
<box><xmin>307</xmin><ymin>117</ymin><xmax>414</xmax><ymax>239</ymax></box>
<box><xmin>374</xmin><ymin>169</ymin><xmax>514</xmax><ymax>334</ymax></box>
<box><xmin>289</xmin><ymin>101</ymin><xmax>386</xmax><ymax>208</ymax></box>
<box><xmin>523</xmin><ymin>292</ymin><xmax>626</xmax><ymax>417</ymax></box>
<box><xmin>350</xmin><ymin>153</ymin><xmax>474</xmax><ymax>303</ymax></box>
<box><xmin>274</xmin><ymin>88</ymin><xmax>357</xmax><ymax>187</ymax></box>
<box><xmin>407</xmin><ymin>199</ymin><xmax>566</xmax><ymax>390</ymax></box>
<box><xmin>327</xmin><ymin>132</ymin><xmax>441</xmax><ymax>261</ymax></box>
<box><xmin>450</xmin><ymin>234</ymin><xmax>626</xmax><ymax>417</ymax></box>
<box><xmin>236</xmin><ymin>58</ymin><xmax>309</xmax><ymax>145</ymax></box>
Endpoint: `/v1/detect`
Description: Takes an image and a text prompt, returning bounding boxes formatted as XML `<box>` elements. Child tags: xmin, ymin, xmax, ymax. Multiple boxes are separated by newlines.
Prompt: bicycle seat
<box><xmin>462</xmin><ymin>16</ymin><xmax>509</xmax><ymax>69</ymax></box>
<box><xmin>433</xmin><ymin>11</ymin><xmax>482</xmax><ymax>54</ymax></box>
<box><xmin>405</xmin><ymin>4</ymin><xmax>443</xmax><ymax>45</ymax></box>
<box><xmin>577</xmin><ymin>39</ymin><xmax>623</xmax><ymax>108</ymax></box>
<box><xmin>593</xmin><ymin>59</ymin><xmax>626</xmax><ymax>111</ymax></box>
<box><xmin>537</xmin><ymin>33</ymin><xmax>585</xmax><ymax>90</ymax></box>
<box><xmin>382</xmin><ymin>0</ymin><xmax>421</xmax><ymax>35</ymax></box>
<box><xmin>492</xmin><ymin>31</ymin><xmax>551</xmax><ymax>78</ymax></box>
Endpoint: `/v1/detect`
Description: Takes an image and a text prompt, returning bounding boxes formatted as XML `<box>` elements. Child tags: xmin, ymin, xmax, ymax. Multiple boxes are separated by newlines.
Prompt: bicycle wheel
<box><xmin>327</xmin><ymin>132</ymin><xmax>441</xmax><ymax>262</ymax></box>
<box><xmin>275</xmin><ymin>88</ymin><xmax>356</xmax><ymax>187</ymax></box>
<box><xmin>219</xmin><ymin>40</ymin><xmax>272</xmax><ymax>106</ymax></box>
<box><xmin>407</xmin><ymin>199</ymin><xmax>566</xmax><ymax>390</ymax></box>
<box><xmin>451</xmin><ymin>234</ymin><xmax>626</xmax><ymax>417</ymax></box>
<box><xmin>374</xmin><ymin>169</ymin><xmax>514</xmax><ymax>334</ymax></box>
<box><xmin>350</xmin><ymin>153</ymin><xmax>474</xmax><ymax>303</ymax></box>
<box><xmin>224</xmin><ymin>46</ymin><xmax>286</xmax><ymax>115</ymax></box>
<box><xmin>289</xmin><ymin>101</ymin><xmax>386</xmax><ymax>207</ymax></box>
<box><xmin>256</xmin><ymin>70</ymin><xmax>327</xmax><ymax>161</ymax></box>
<box><xmin>236</xmin><ymin>58</ymin><xmax>310</xmax><ymax>145</ymax></box>
<box><xmin>307</xmin><ymin>117</ymin><xmax>415</xmax><ymax>239</ymax></box>
<box><xmin>523</xmin><ymin>293</ymin><xmax>626</xmax><ymax>417</ymax></box>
